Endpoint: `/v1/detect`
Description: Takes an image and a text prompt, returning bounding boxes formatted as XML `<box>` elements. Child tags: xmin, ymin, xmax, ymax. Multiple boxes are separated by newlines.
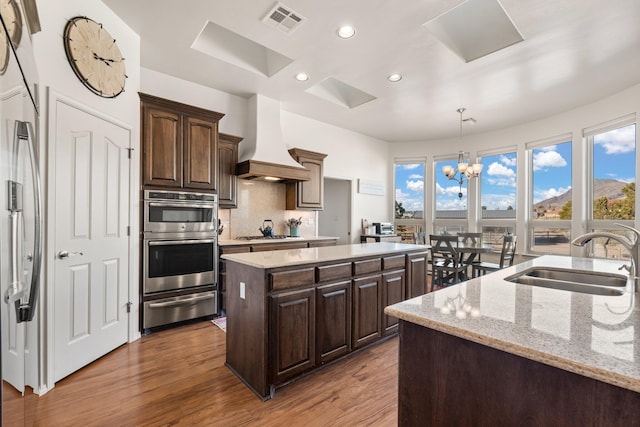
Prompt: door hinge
<box><xmin>127</xmin><ymin>148</ymin><xmax>134</xmax><ymax>159</ymax></box>
<box><xmin>127</xmin><ymin>225</ymin><xmax>130</xmax><ymax>236</ymax></box>
<box><xmin>126</xmin><ymin>302</ymin><xmax>132</xmax><ymax>313</ymax></box>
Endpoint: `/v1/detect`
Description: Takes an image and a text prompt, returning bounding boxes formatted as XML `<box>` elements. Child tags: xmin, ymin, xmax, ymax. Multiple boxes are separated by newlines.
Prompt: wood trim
<box><xmin>139</xmin><ymin>92</ymin><xmax>225</xmax><ymax>122</ymax></box>
<box><xmin>218</xmin><ymin>132</ymin><xmax>244</xmax><ymax>144</ymax></box>
<box><xmin>235</xmin><ymin>159</ymin><xmax>311</xmax><ymax>181</ymax></box>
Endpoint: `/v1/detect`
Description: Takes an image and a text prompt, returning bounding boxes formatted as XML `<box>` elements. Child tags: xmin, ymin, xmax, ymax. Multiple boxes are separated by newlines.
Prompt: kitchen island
<box><xmin>386</xmin><ymin>255</ymin><xmax>640</xmax><ymax>426</ymax></box>
<box><xmin>222</xmin><ymin>242</ymin><xmax>428</xmax><ymax>399</ymax></box>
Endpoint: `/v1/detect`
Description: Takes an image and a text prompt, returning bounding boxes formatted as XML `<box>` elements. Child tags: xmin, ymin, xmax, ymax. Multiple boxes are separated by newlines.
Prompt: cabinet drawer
<box><xmin>220</xmin><ymin>245</ymin><xmax>251</xmax><ymax>254</ymax></box>
<box><xmin>270</xmin><ymin>268</ymin><xmax>316</xmax><ymax>291</ymax></box>
<box><xmin>252</xmin><ymin>242</ymin><xmax>308</xmax><ymax>252</ymax></box>
<box><xmin>308</xmin><ymin>240</ymin><xmax>337</xmax><ymax>248</ymax></box>
<box><xmin>353</xmin><ymin>258</ymin><xmax>381</xmax><ymax>276</ymax></box>
<box><xmin>383</xmin><ymin>255</ymin><xmax>405</xmax><ymax>271</ymax></box>
<box><xmin>316</xmin><ymin>262</ymin><xmax>352</xmax><ymax>283</ymax></box>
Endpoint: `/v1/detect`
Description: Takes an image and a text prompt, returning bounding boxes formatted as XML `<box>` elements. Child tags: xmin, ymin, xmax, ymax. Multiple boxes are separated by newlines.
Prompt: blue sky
<box><xmin>395</xmin><ymin>124</ymin><xmax>636</xmax><ymax>212</ymax></box>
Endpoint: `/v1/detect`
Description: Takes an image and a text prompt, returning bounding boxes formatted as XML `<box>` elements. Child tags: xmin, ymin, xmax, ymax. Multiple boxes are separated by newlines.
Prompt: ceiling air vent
<box><xmin>262</xmin><ymin>2</ymin><xmax>306</xmax><ymax>34</ymax></box>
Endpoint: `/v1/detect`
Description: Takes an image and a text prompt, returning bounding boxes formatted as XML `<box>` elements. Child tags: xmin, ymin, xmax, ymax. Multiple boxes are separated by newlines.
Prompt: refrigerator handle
<box><xmin>13</xmin><ymin>121</ymin><xmax>42</xmax><ymax>322</ymax></box>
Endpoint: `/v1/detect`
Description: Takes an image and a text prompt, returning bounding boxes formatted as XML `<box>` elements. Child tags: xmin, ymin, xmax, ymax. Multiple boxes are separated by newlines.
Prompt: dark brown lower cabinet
<box><xmin>352</xmin><ymin>274</ymin><xmax>382</xmax><ymax>349</ymax></box>
<box><xmin>225</xmin><ymin>247</ymin><xmax>427</xmax><ymax>400</ymax></box>
<box><xmin>398</xmin><ymin>321</ymin><xmax>640</xmax><ymax>426</ymax></box>
<box><xmin>406</xmin><ymin>251</ymin><xmax>428</xmax><ymax>298</ymax></box>
<box><xmin>382</xmin><ymin>270</ymin><xmax>405</xmax><ymax>335</ymax></box>
<box><xmin>316</xmin><ymin>280</ymin><xmax>351</xmax><ymax>364</ymax></box>
<box><xmin>270</xmin><ymin>288</ymin><xmax>316</xmax><ymax>386</ymax></box>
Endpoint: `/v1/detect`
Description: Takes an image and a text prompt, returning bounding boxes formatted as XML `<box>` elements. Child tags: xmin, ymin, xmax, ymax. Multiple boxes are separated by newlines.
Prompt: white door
<box><xmin>52</xmin><ymin>100</ymin><xmax>130</xmax><ymax>382</ymax></box>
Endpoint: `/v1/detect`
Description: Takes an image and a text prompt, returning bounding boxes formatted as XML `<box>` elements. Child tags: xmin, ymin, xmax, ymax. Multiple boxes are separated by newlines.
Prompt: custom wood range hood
<box><xmin>235</xmin><ymin>94</ymin><xmax>311</xmax><ymax>182</ymax></box>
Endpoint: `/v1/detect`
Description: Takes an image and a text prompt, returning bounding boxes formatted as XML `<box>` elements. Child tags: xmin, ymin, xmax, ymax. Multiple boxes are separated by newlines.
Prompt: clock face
<box><xmin>63</xmin><ymin>16</ymin><xmax>127</xmax><ymax>98</ymax></box>
<box><xmin>0</xmin><ymin>0</ymin><xmax>23</xmax><ymax>75</ymax></box>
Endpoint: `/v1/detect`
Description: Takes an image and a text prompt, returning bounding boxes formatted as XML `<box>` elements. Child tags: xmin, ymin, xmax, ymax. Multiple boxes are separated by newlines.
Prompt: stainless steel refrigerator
<box><xmin>0</xmin><ymin>1</ymin><xmax>41</xmax><ymax>425</ymax></box>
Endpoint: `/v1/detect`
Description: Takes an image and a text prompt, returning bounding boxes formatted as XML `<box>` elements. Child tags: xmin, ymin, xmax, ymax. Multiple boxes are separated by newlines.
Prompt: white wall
<box><xmin>140</xmin><ymin>68</ymin><xmax>247</xmax><ymax>137</ymax></box>
<box><xmin>34</xmin><ymin>0</ymin><xmax>140</xmax><ymax>125</ymax></box>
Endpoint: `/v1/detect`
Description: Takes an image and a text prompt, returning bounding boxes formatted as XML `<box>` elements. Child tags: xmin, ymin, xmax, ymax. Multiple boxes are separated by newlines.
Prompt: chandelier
<box><xmin>441</xmin><ymin>108</ymin><xmax>483</xmax><ymax>199</ymax></box>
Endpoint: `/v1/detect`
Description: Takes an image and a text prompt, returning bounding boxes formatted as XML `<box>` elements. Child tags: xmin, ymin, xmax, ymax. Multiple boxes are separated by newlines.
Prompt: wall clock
<box><xmin>0</xmin><ymin>0</ymin><xmax>23</xmax><ymax>74</ymax></box>
<box><xmin>63</xmin><ymin>16</ymin><xmax>127</xmax><ymax>98</ymax></box>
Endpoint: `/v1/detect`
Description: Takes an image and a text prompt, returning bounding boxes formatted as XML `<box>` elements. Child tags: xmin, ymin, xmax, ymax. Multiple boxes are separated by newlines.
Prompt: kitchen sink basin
<box><xmin>504</xmin><ymin>267</ymin><xmax>628</xmax><ymax>296</ymax></box>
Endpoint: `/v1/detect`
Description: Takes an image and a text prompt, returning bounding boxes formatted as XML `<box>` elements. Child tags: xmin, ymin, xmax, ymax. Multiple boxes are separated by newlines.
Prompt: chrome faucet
<box><xmin>571</xmin><ymin>223</ymin><xmax>640</xmax><ymax>292</ymax></box>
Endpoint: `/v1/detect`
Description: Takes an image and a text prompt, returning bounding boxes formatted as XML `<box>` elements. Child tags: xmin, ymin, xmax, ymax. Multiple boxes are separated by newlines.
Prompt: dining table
<box><xmin>429</xmin><ymin>240</ymin><xmax>495</xmax><ymax>284</ymax></box>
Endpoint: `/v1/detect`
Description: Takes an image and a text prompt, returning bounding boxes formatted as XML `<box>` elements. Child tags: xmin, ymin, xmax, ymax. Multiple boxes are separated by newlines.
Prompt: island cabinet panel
<box><xmin>352</xmin><ymin>274</ymin><xmax>382</xmax><ymax>349</ymax></box>
<box><xmin>381</xmin><ymin>270</ymin><xmax>405</xmax><ymax>336</ymax></box>
<box><xmin>353</xmin><ymin>258</ymin><xmax>382</xmax><ymax>276</ymax></box>
<box><xmin>406</xmin><ymin>251</ymin><xmax>428</xmax><ymax>298</ymax></box>
<box><xmin>269</xmin><ymin>268</ymin><xmax>316</xmax><ymax>291</ymax></box>
<box><xmin>223</xmin><ymin>244</ymin><xmax>428</xmax><ymax>400</ymax></box>
<box><xmin>316</xmin><ymin>280</ymin><xmax>351</xmax><ymax>364</ymax></box>
<box><xmin>397</xmin><ymin>321</ymin><xmax>640</xmax><ymax>426</ymax></box>
<box><xmin>316</xmin><ymin>262</ymin><xmax>352</xmax><ymax>283</ymax></box>
<box><xmin>270</xmin><ymin>288</ymin><xmax>316</xmax><ymax>386</ymax></box>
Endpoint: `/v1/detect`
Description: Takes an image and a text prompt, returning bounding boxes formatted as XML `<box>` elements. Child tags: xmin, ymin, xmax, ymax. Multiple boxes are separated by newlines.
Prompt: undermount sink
<box><xmin>504</xmin><ymin>267</ymin><xmax>628</xmax><ymax>296</ymax></box>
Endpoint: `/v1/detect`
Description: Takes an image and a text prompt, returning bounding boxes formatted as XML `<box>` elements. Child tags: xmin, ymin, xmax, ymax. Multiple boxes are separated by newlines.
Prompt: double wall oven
<box><xmin>142</xmin><ymin>190</ymin><xmax>218</xmax><ymax>329</ymax></box>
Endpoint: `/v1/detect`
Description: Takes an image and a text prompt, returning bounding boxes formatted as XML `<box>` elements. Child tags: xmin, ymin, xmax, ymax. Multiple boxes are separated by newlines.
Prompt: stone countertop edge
<box><xmin>218</xmin><ymin>236</ymin><xmax>341</xmax><ymax>246</ymax></box>
<box><xmin>385</xmin><ymin>254</ymin><xmax>640</xmax><ymax>394</ymax></box>
<box><xmin>221</xmin><ymin>242</ymin><xmax>429</xmax><ymax>269</ymax></box>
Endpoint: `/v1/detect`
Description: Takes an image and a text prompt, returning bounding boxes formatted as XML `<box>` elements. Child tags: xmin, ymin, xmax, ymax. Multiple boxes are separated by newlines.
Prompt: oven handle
<box><xmin>148</xmin><ymin>239</ymin><xmax>215</xmax><ymax>246</ymax></box>
<box><xmin>148</xmin><ymin>293</ymin><xmax>215</xmax><ymax>308</ymax></box>
<box><xmin>147</xmin><ymin>202</ymin><xmax>214</xmax><ymax>209</ymax></box>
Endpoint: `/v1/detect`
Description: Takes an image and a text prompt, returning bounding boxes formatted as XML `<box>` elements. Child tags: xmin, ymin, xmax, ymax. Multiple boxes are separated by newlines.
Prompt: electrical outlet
<box><xmin>308</xmin><ymin>217</ymin><xmax>314</xmax><ymax>226</ymax></box>
<box><xmin>240</xmin><ymin>281</ymin><xmax>245</xmax><ymax>299</ymax></box>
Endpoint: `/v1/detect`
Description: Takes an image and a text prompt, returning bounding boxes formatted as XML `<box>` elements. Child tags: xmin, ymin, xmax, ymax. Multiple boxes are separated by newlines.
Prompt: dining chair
<box><xmin>457</xmin><ymin>232</ymin><xmax>483</xmax><ymax>276</ymax></box>
<box><xmin>472</xmin><ymin>234</ymin><xmax>518</xmax><ymax>277</ymax></box>
<box><xmin>429</xmin><ymin>235</ymin><xmax>467</xmax><ymax>291</ymax></box>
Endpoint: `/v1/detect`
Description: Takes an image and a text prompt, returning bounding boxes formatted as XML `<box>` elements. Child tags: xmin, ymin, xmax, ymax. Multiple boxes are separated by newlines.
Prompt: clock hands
<box><xmin>92</xmin><ymin>51</ymin><xmax>121</xmax><ymax>66</ymax></box>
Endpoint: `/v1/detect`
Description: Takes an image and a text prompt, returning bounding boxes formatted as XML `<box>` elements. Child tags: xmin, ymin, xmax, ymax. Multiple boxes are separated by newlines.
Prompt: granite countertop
<box><xmin>385</xmin><ymin>255</ymin><xmax>640</xmax><ymax>393</ymax></box>
<box><xmin>221</xmin><ymin>242</ymin><xmax>428</xmax><ymax>269</ymax></box>
<box><xmin>218</xmin><ymin>236</ymin><xmax>339</xmax><ymax>247</ymax></box>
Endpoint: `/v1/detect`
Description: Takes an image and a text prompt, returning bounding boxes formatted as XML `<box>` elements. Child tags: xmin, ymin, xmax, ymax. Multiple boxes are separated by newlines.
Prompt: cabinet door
<box><xmin>270</xmin><ymin>288</ymin><xmax>316</xmax><ymax>385</ymax></box>
<box><xmin>286</xmin><ymin>149</ymin><xmax>327</xmax><ymax>210</ymax></box>
<box><xmin>296</xmin><ymin>155</ymin><xmax>323</xmax><ymax>208</ymax></box>
<box><xmin>352</xmin><ymin>274</ymin><xmax>382</xmax><ymax>349</ymax></box>
<box><xmin>143</xmin><ymin>106</ymin><xmax>182</xmax><ymax>187</ymax></box>
<box><xmin>407</xmin><ymin>251</ymin><xmax>428</xmax><ymax>298</ymax></box>
<box><xmin>316</xmin><ymin>280</ymin><xmax>351</xmax><ymax>364</ymax></box>
<box><xmin>382</xmin><ymin>270</ymin><xmax>405</xmax><ymax>336</ymax></box>
<box><xmin>184</xmin><ymin>116</ymin><xmax>217</xmax><ymax>190</ymax></box>
<box><xmin>218</xmin><ymin>134</ymin><xmax>241</xmax><ymax>208</ymax></box>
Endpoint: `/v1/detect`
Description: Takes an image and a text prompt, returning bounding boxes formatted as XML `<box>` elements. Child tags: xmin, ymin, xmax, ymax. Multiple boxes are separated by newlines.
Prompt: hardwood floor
<box><xmin>4</xmin><ymin>320</ymin><xmax>400</xmax><ymax>426</ymax></box>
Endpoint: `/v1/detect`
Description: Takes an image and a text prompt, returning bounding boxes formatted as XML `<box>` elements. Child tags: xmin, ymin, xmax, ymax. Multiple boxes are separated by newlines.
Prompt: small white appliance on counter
<box><xmin>372</xmin><ymin>222</ymin><xmax>395</xmax><ymax>235</ymax></box>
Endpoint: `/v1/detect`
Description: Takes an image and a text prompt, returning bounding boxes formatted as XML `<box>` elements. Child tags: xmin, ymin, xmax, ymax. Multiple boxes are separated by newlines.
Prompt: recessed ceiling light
<box><xmin>295</xmin><ymin>72</ymin><xmax>309</xmax><ymax>81</ymax></box>
<box><xmin>387</xmin><ymin>74</ymin><xmax>402</xmax><ymax>82</ymax></box>
<box><xmin>337</xmin><ymin>25</ymin><xmax>356</xmax><ymax>39</ymax></box>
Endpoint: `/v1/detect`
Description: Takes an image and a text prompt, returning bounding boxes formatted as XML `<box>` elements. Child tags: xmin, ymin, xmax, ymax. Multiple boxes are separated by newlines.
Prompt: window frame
<box><xmin>526</xmin><ymin>134</ymin><xmax>573</xmax><ymax>255</ymax></box>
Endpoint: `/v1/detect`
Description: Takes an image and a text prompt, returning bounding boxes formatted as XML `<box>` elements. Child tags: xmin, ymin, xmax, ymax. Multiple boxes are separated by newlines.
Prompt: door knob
<box><xmin>58</xmin><ymin>250</ymin><xmax>84</xmax><ymax>259</ymax></box>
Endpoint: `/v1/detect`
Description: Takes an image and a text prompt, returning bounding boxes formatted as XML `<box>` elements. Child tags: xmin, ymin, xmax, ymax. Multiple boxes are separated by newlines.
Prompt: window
<box><xmin>584</xmin><ymin>118</ymin><xmax>636</xmax><ymax>261</ymax></box>
<box><xmin>479</xmin><ymin>151</ymin><xmax>517</xmax><ymax>219</ymax></box>
<box><xmin>394</xmin><ymin>161</ymin><xmax>425</xmax><ymax>242</ymax></box>
<box><xmin>590</xmin><ymin>123</ymin><xmax>635</xmax><ymax>221</ymax></box>
<box><xmin>435</xmin><ymin>158</ymin><xmax>467</xmax><ymax>219</ymax></box>
<box><xmin>529</xmin><ymin>139</ymin><xmax>572</xmax><ymax>254</ymax></box>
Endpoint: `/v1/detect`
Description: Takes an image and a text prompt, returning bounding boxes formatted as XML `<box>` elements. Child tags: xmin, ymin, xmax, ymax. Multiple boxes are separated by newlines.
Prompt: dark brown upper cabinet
<box><xmin>140</xmin><ymin>93</ymin><xmax>224</xmax><ymax>191</ymax></box>
<box><xmin>286</xmin><ymin>148</ymin><xmax>327</xmax><ymax>210</ymax></box>
<box><xmin>218</xmin><ymin>133</ymin><xmax>243</xmax><ymax>208</ymax></box>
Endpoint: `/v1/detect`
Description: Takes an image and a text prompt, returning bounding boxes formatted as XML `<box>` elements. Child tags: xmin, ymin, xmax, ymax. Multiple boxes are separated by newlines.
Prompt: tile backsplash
<box><xmin>218</xmin><ymin>180</ymin><xmax>315</xmax><ymax>239</ymax></box>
